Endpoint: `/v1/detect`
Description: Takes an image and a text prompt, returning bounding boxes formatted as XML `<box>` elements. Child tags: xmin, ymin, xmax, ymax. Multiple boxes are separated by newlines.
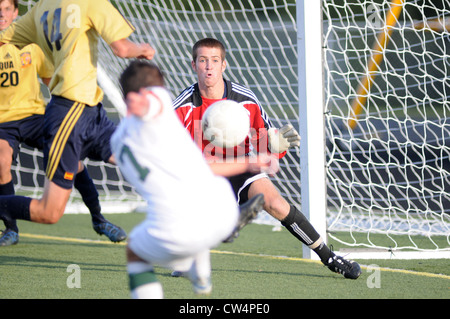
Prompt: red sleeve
<box><xmin>174</xmin><ymin>106</ymin><xmax>186</xmax><ymax>125</ymax></box>
<box><xmin>174</xmin><ymin>104</ymin><xmax>205</xmax><ymax>150</ymax></box>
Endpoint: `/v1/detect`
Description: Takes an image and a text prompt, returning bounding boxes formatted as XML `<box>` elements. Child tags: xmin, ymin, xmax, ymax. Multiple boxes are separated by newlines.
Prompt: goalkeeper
<box><xmin>0</xmin><ymin>0</ymin><xmax>125</xmax><ymax>246</ymax></box>
<box><xmin>173</xmin><ymin>38</ymin><xmax>361</xmax><ymax>279</ymax></box>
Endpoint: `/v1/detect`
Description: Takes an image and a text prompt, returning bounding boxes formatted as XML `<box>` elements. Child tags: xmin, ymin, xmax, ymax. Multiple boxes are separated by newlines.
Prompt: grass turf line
<box><xmin>0</xmin><ymin>213</ymin><xmax>448</xmax><ymax>299</ymax></box>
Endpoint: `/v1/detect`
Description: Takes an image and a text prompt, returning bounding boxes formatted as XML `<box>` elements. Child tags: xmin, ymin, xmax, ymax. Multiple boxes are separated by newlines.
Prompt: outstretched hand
<box><xmin>268</xmin><ymin>124</ymin><xmax>301</xmax><ymax>153</ymax></box>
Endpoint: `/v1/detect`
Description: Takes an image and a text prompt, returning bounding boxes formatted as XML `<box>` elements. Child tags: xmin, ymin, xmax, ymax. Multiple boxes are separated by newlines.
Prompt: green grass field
<box><xmin>0</xmin><ymin>213</ymin><xmax>448</xmax><ymax>300</ymax></box>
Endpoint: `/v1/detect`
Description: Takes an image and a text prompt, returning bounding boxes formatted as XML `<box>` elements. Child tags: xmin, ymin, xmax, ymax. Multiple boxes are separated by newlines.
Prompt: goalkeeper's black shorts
<box><xmin>227</xmin><ymin>171</ymin><xmax>267</xmax><ymax>204</ymax></box>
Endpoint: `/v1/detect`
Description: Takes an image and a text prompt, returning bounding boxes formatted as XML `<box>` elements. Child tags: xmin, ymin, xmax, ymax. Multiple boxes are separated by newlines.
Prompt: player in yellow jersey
<box><xmin>0</xmin><ymin>0</ymin><xmax>127</xmax><ymax>246</ymax></box>
<box><xmin>0</xmin><ymin>0</ymin><xmax>154</xmax><ymax>229</ymax></box>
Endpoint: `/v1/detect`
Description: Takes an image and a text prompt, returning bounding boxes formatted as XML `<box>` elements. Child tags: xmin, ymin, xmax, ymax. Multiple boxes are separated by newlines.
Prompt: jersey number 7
<box><xmin>119</xmin><ymin>144</ymin><xmax>150</xmax><ymax>181</ymax></box>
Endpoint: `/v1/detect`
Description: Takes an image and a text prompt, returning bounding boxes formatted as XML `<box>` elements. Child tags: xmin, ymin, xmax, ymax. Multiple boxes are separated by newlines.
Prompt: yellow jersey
<box><xmin>0</xmin><ymin>0</ymin><xmax>135</xmax><ymax>106</ymax></box>
<box><xmin>0</xmin><ymin>43</ymin><xmax>53</xmax><ymax>123</ymax></box>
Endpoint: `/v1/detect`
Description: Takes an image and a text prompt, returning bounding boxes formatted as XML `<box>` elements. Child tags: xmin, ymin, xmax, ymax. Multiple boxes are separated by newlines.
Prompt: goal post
<box><xmin>297</xmin><ymin>0</ymin><xmax>328</xmax><ymax>260</ymax></box>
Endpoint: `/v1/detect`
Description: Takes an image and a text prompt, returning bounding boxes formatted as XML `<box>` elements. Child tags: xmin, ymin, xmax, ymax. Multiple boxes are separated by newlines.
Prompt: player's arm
<box><xmin>89</xmin><ymin>0</ymin><xmax>155</xmax><ymax>60</ymax></box>
<box><xmin>34</xmin><ymin>45</ymin><xmax>53</xmax><ymax>88</ymax></box>
<box><xmin>207</xmin><ymin>154</ymin><xmax>279</xmax><ymax>177</ymax></box>
<box><xmin>110</xmin><ymin>38</ymin><xmax>155</xmax><ymax>60</ymax></box>
<box><xmin>42</xmin><ymin>78</ymin><xmax>51</xmax><ymax>86</ymax></box>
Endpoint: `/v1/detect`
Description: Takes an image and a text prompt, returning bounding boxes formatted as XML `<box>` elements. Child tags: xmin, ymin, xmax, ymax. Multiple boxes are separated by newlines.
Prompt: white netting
<box><xmin>97</xmin><ymin>0</ymin><xmax>300</xmax><ymax>219</ymax></box>
<box><xmin>323</xmin><ymin>0</ymin><xmax>450</xmax><ymax>251</ymax></box>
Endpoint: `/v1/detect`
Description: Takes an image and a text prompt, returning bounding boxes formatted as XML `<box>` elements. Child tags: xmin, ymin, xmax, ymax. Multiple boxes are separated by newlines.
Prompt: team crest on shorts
<box><xmin>64</xmin><ymin>172</ymin><xmax>74</xmax><ymax>181</ymax></box>
<box><xmin>20</xmin><ymin>52</ymin><xmax>32</xmax><ymax>68</ymax></box>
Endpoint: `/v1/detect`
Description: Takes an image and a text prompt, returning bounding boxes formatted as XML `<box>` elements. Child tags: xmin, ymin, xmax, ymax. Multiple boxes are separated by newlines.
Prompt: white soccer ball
<box><xmin>202</xmin><ymin>100</ymin><xmax>250</xmax><ymax>148</ymax></box>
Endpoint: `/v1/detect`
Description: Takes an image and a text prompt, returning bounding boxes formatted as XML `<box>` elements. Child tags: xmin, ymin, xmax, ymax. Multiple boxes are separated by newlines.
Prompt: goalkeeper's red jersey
<box><xmin>172</xmin><ymin>79</ymin><xmax>286</xmax><ymax>159</ymax></box>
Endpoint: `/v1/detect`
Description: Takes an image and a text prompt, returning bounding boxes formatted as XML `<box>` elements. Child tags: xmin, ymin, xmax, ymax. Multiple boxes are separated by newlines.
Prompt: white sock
<box><xmin>128</xmin><ymin>261</ymin><xmax>163</xmax><ymax>299</ymax></box>
<box><xmin>131</xmin><ymin>282</ymin><xmax>164</xmax><ymax>299</ymax></box>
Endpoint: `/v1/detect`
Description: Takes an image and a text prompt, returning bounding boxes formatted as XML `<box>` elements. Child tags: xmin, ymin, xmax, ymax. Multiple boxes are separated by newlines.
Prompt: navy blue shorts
<box><xmin>0</xmin><ymin>114</ymin><xmax>45</xmax><ymax>162</ymax></box>
<box><xmin>43</xmin><ymin>96</ymin><xmax>116</xmax><ymax>189</ymax></box>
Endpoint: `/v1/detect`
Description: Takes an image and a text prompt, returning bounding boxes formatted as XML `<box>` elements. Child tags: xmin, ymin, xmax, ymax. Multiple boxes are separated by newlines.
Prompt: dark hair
<box><xmin>192</xmin><ymin>38</ymin><xmax>226</xmax><ymax>62</ymax></box>
<box><xmin>1</xmin><ymin>0</ymin><xmax>18</xmax><ymax>9</ymax></box>
<box><xmin>119</xmin><ymin>60</ymin><xmax>164</xmax><ymax>97</ymax></box>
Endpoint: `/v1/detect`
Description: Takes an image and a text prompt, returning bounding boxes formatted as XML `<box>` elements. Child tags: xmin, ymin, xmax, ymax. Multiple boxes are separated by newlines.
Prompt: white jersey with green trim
<box><xmin>111</xmin><ymin>87</ymin><xmax>238</xmax><ymax>253</ymax></box>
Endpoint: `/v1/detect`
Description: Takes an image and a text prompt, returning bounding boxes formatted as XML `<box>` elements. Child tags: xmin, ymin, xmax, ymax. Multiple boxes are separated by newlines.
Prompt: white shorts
<box><xmin>128</xmin><ymin>179</ymin><xmax>238</xmax><ymax>271</ymax></box>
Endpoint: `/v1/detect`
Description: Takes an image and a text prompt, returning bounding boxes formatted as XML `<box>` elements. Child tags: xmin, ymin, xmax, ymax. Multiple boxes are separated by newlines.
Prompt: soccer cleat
<box><xmin>0</xmin><ymin>229</ymin><xmax>19</xmax><ymax>246</ymax></box>
<box><xmin>223</xmin><ymin>193</ymin><xmax>265</xmax><ymax>243</ymax></box>
<box><xmin>191</xmin><ymin>277</ymin><xmax>212</xmax><ymax>295</ymax></box>
<box><xmin>326</xmin><ymin>255</ymin><xmax>361</xmax><ymax>279</ymax></box>
<box><xmin>171</xmin><ymin>270</ymin><xmax>184</xmax><ymax>277</ymax></box>
<box><xmin>93</xmin><ymin>220</ymin><xmax>127</xmax><ymax>243</ymax></box>
<box><xmin>171</xmin><ymin>271</ymin><xmax>212</xmax><ymax>294</ymax></box>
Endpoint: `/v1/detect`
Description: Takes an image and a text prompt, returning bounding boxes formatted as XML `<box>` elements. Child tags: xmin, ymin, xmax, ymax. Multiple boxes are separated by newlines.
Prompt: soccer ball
<box><xmin>202</xmin><ymin>100</ymin><xmax>250</xmax><ymax>148</ymax></box>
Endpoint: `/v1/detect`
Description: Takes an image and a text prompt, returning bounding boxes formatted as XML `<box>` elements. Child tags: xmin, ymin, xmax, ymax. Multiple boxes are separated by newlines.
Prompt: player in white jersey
<box><xmin>113</xmin><ymin>60</ymin><xmax>276</xmax><ymax>298</ymax></box>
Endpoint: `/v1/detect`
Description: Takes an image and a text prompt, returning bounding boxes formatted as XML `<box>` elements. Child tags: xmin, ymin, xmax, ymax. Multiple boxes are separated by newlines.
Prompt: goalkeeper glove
<box><xmin>268</xmin><ymin>124</ymin><xmax>301</xmax><ymax>153</ymax></box>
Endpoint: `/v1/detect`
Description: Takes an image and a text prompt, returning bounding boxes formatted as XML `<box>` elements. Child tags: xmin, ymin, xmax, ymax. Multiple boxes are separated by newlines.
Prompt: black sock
<box><xmin>313</xmin><ymin>241</ymin><xmax>335</xmax><ymax>265</ymax></box>
<box><xmin>74</xmin><ymin>168</ymin><xmax>106</xmax><ymax>224</ymax></box>
<box><xmin>0</xmin><ymin>180</ymin><xmax>15</xmax><ymax>196</ymax></box>
<box><xmin>281</xmin><ymin>205</ymin><xmax>320</xmax><ymax>246</ymax></box>
<box><xmin>0</xmin><ymin>181</ymin><xmax>19</xmax><ymax>232</ymax></box>
<box><xmin>281</xmin><ymin>205</ymin><xmax>334</xmax><ymax>263</ymax></box>
<box><xmin>0</xmin><ymin>195</ymin><xmax>31</xmax><ymax>222</ymax></box>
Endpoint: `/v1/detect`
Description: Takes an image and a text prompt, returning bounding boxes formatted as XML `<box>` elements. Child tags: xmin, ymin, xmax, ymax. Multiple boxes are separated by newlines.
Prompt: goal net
<box><xmin>323</xmin><ymin>0</ymin><xmax>449</xmax><ymax>258</ymax></box>
<box><xmin>17</xmin><ymin>0</ymin><xmax>449</xmax><ymax>258</ymax></box>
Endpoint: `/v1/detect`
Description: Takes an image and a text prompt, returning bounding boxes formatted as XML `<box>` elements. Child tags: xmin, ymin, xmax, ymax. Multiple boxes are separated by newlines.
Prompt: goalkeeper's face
<box><xmin>192</xmin><ymin>46</ymin><xmax>226</xmax><ymax>89</ymax></box>
<box><xmin>0</xmin><ymin>0</ymin><xmax>18</xmax><ymax>31</ymax></box>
